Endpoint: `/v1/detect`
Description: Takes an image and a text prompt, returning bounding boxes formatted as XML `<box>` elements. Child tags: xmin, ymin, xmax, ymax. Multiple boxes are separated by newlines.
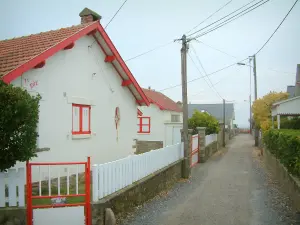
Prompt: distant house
<box><xmin>287</xmin><ymin>85</ymin><xmax>295</xmax><ymax>98</ymax></box>
<box><xmin>138</xmin><ymin>88</ymin><xmax>183</xmax><ymax>146</ymax></box>
<box><xmin>0</xmin><ymin>8</ymin><xmax>150</xmax><ymax>177</ymax></box>
<box><xmin>272</xmin><ymin>64</ymin><xmax>300</xmax><ymax>128</ymax></box>
<box><xmin>188</xmin><ymin>103</ymin><xmax>235</xmax><ymax>129</ymax></box>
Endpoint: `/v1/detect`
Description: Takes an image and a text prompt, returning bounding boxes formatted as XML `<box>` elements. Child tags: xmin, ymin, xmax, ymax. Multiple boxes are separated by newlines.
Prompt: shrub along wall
<box><xmin>263</xmin><ymin>129</ymin><xmax>300</xmax><ymax>177</ymax></box>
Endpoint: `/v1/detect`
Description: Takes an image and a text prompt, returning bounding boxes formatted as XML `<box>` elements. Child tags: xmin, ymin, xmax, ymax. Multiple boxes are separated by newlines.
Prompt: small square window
<box><xmin>171</xmin><ymin>115</ymin><xmax>180</xmax><ymax>122</ymax></box>
<box><xmin>137</xmin><ymin>117</ymin><xmax>150</xmax><ymax>133</ymax></box>
<box><xmin>72</xmin><ymin>104</ymin><xmax>91</xmax><ymax>135</ymax></box>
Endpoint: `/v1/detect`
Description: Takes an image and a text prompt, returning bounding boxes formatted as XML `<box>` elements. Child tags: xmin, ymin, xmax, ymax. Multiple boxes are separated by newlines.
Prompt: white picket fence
<box><xmin>205</xmin><ymin>134</ymin><xmax>218</xmax><ymax>146</ymax></box>
<box><xmin>92</xmin><ymin>143</ymin><xmax>183</xmax><ymax>201</ymax></box>
<box><xmin>0</xmin><ymin>168</ymin><xmax>25</xmax><ymax>207</ymax></box>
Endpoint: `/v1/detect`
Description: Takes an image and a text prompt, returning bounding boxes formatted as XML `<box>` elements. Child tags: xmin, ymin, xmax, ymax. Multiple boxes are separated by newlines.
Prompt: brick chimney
<box><xmin>295</xmin><ymin>64</ymin><xmax>300</xmax><ymax>97</ymax></box>
<box><xmin>79</xmin><ymin>8</ymin><xmax>102</xmax><ymax>24</ymax></box>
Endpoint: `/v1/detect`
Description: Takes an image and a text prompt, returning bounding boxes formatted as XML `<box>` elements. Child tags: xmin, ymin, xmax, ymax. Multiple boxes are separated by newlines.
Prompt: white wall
<box><xmin>137</xmin><ymin>104</ymin><xmax>165</xmax><ymax>142</ymax></box>
<box><xmin>138</xmin><ymin>104</ymin><xmax>183</xmax><ymax>146</ymax></box>
<box><xmin>11</xmin><ymin>36</ymin><xmax>138</xmax><ymax>180</ymax></box>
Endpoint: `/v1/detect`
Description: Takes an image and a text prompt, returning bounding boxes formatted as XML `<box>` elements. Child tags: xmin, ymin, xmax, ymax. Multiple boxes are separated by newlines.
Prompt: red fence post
<box><xmin>26</xmin><ymin>161</ymin><xmax>32</xmax><ymax>225</ymax></box>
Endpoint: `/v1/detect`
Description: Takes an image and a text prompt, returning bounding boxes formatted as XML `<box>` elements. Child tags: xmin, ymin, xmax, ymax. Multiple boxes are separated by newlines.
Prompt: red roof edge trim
<box><xmin>137</xmin><ymin>109</ymin><xmax>143</xmax><ymax>116</ymax></box>
<box><xmin>2</xmin><ymin>22</ymin><xmax>98</xmax><ymax>84</ymax></box>
<box><xmin>95</xmin><ymin>23</ymin><xmax>150</xmax><ymax>106</ymax></box>
<box><xmin>147</xmin><ymin>97</ymin><xmax>166</xmax><ymax>111</ymax></box>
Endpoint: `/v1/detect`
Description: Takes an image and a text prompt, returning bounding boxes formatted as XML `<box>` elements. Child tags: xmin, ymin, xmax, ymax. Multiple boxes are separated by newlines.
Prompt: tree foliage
<box><xmin>188</xmin><ymin>110</ymin><xmax>220</xmax><ymax>135</ymax></box>
<box><xmin>0</xmin><ymin>81</ymin><xmax>40</xmax><ymax>171</ymax></box>
<box><xmin>252</xmin><ymin>91</ymin><xmax>288</xmax><ymax>129</ymax></box>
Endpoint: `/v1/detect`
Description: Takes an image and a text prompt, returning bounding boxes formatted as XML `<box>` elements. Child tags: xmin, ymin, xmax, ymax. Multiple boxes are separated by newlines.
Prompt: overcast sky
<box><xmin>1</xmin><ymin>0</ymin><xmax>299</xmax><ymax>128</ymax></box>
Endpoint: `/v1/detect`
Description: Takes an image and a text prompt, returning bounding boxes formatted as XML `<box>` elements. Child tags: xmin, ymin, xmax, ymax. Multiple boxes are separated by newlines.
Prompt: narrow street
<box><xmin>121</xmin><ymin>134</ymin><xmax>298</xmax><ymax>225</ymax></box>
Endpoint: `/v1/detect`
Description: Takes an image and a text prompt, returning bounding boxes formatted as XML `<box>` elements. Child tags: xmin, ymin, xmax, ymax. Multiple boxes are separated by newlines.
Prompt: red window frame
<box><xmin>137</xmin><ymin>116</ymin><xmax>151</xmax><ymax>134</ymax></box>
<box><xmin>72</xmin><ymin>104</ymin><xmax>91</xmax><ymax>135</ymax></box>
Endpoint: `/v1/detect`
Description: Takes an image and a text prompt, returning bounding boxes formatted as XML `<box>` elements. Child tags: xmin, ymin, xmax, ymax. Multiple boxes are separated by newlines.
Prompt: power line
<box><xmin>190</xmin><ymin>45</ymin><xmax>223</xmax><ymax>99</ymax></box>
<box><xmin>125</xmin><ymin>41</ymin><xmax>174</xmax><ymax>61</ymax></box>
<box><xmin>159</xmin><ymin>57</ymin><xmax>248</xmax><ymax>92</ymax></box>
<box><xmin>256</xmin><ymin>0</ymin><xmax>299</xmax><ymax>54</ymax></box>
<box><xmin>186</xmin><ymin>0</ymin><xmax>234</xmax><ymax>34</ymax></box>
<box><xmin>105</xmin><ymin>0</ymin><xmax>129</xmax><ymax>29</ymax></box>
<box><xmin>192</xmin><ymin>0</ymin><xmax>271</xmax><ymax>39</ymax></box>
<box><xmin>187</xmin><ymin>0</ymin><xmax>260</xmax><ymax>37</ymax></box>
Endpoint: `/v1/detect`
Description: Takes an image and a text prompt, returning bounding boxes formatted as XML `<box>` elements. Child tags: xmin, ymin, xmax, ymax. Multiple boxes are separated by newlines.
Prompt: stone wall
<box><xmin>263</xmin><ymin>148</ymin><xmax>300</xmax><ymax>211</ymax></box>
<box><xmin>92</xmin><ymin>159</ymin><xmax>183</xmax><ymax>225</ymax></box>
<box><xmin>200</xmin><ymin>142</ymin><xmax>218</xmax><ymax>163</ymax></box>
<box><xmin>0</xmin><ymin>208</ymin><xmax>26</xmax><ymax>225</ymax></box>
<box><xmin>135</xmin><ymin>140</ymin><xmax>163</xmax><ymax>154</ymax></box>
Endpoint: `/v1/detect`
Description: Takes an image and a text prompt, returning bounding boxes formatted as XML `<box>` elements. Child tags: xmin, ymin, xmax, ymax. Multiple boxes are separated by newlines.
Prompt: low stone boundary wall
<box><xmin>200</xmin><ymin>141</ymin><xmax>218</xmax><ymax>163</ymax></box>
<box><xmin>263</xmin><ymin>148</ymin><xmax>300</xmax><ymax>211</ymax></box>
<box><xmin>92</xmin><ymin>159</ymin><xmax>183</xmax><ymax>225</ymax></box>
<box><xmin>135</xmin><ymin>140</ymin><xmax>163</xmax><ymax>154</ymax></box>
<box><xmin>0</xmin><ymin>208</ymin><xmax>25</xmax><ymax>225</ymax></box>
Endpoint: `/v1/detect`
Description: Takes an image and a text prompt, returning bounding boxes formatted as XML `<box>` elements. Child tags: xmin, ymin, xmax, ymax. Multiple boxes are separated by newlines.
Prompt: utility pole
<box><xmin>253</xmin><ymin>54</ymin><xmax>259</xmax><ymax>146</ymax></box>
<box><xmin>223</xmin><ymin>98</ymin><xmax>226</xmax><ymax>147</ymax></box>
<box><xmin>181</xmin><ymin>34</ymin><xmax>191</xmax><ymax>178</ymax></box>
<box><xmin>249</xmin><ymin>57</ymin><xmax>252</xmax><ymax>133</ymax></box>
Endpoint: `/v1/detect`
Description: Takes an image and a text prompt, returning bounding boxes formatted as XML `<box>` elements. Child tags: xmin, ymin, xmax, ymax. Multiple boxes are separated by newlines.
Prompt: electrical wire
<box><xmin>190</xmin><ymin>45</ymin><xmax>223</xmax><ymax>99</ymax></box>
<box><xmin>105</xmin><ymin>0</ymin><xmax>129</xmax><ymax>29</ymax></box>
<box><xmin>191</xmin><ymin>0</ymin><xmax>271</xmax><ymax>39</ymax></box>
<box><xmin>187</xmin><ymin>0</ymin><xmax>260</xmax><ymax>37</ymax></box>
<box><xmin>255</xmin><ymin>0</ymin><xmax>299</xmax><ymax>55</ymax></box>
<box><xmin>125</xmin><ymin>41</ymin><xmax>174</xmax><ymax>61</ymax></box>
<box><xmin>186</xmin><ymin>0</ymin><xmax>234</xmax><ymax>34</ymax></box>
<box><xmin>159</xmin><ymin>57</ymin><xmax>248</xmax><ymax>92</ymax></box>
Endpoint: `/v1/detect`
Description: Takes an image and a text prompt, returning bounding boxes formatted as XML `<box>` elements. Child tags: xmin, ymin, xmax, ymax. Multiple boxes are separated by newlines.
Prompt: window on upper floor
<box><xmin>171</xmin><ymin>114</ymin><xmax>180</xmax><ymax>122</ymax></box>
<box><xmin>137</xmin><ymin>116</ymin><xmax>151</xmax><ymax>133</ymax></box>
<box><xmin>72</xmin><ymin>104</ymin><xmax>91</xmax><ymax>135</ymax></box>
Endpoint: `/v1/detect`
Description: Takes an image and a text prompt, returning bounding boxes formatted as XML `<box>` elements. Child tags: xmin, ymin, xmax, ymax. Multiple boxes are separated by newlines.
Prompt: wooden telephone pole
<box><xmin>181</xmin><ymin>35</ymin><xmax>191</xmax><ymax>178</ymax></box>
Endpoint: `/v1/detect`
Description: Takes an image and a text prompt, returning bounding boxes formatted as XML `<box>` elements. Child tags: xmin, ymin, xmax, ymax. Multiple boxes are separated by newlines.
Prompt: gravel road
<box><xmin>121</xmin><ymin>134</ymin><xmax>299</xmax><ymax>225</ymax></box>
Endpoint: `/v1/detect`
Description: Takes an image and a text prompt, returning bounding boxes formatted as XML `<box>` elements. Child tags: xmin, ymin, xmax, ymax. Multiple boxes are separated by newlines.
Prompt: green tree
<box><xmin>0</xmin><ymin>81</ymin><xmax>40</xmax><ymax>171</ymax></box>
<box><xmin>252</xmin><ymin>91</ymin><xmax>288</xmax><ymax>130</ymax></box>
<box><xmin>188</xmin><ymin>110</ymin><xmax>220</xmax><ymax>135</ymax></box>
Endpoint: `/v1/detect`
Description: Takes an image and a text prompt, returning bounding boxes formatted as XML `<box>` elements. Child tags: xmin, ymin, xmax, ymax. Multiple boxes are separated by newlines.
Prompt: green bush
<box><xmin>188</xmin><ymin>110</ymin><xmax>220</xmax><ymax>135</ymax></box>
<box><xmin>280</xmin><ymin>117</ymin><xmax>300</xmax><ymax>130</ymax></box>
<box><xmin>0</xmin><ymin>81</ymin><xmax>40</xmax><ymax>171</ymax></box>
<box><xmin>263</xmin><ymin>129</ymin><xmax>300</xmax><ymax>177</ymax></box>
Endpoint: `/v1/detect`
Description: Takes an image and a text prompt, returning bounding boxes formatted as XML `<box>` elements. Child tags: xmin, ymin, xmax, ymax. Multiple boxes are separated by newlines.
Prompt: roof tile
<box><xmin>0</xmin><ymin>22</ymin><xmax>95</xmax><ymax>78</ymax></box>
<box><xmin>142</xmin><ymin>88</ymin><xmax>182</xmax><ymax>112</ymax></box>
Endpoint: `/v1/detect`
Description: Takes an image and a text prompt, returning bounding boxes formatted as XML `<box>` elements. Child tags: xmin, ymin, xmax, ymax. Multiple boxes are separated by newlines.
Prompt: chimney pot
<box><xmin>79</xmin><ymin>8</ymin><xmax>102</xmax><ymax>24</ymax></box>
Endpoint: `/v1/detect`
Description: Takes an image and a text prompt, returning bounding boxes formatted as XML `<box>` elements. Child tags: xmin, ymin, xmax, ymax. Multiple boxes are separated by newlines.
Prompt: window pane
<box><xmin>141</xmin><ymin>125</ymin><xmax>150</xmax><ymax>132</ymax></box>
<box><xmin>72</xmin><ymin>106</ymin><xmax>80</xmax><ymax>132</ymax></box>
<box><xmin>142</xmin><ymin>117</ymin><xmax>150</xmax><ymax>125</ymax></box>
<box><xmin>82</xmin><ymin>107</ymin><xmax>90</xmax><ymax>132</ymax></box>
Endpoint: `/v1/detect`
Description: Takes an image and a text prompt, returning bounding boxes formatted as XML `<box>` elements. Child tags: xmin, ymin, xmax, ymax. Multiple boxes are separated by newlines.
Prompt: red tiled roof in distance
<box><xmin>142</xmin><ymin>88</ymin><xmax>182</xmax><ymax>112</ymax></box>
<box><xmin>0</xmin><ymin>22</ymin><xmax>94</xmax><ymax>78</ymax></box>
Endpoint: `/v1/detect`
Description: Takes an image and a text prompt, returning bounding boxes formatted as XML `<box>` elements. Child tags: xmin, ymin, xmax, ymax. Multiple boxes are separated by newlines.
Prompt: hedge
<box><xmin>263</xmin><ymin>129</ymin><xmax>300</xmax><ymax>177</ymax></box>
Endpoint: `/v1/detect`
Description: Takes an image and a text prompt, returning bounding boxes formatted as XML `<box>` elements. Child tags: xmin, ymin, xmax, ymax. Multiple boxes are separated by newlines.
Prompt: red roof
<box><xmin>142</xmin><ymin>88</ymin><xmax>182</xmax><ymax>112</ymax></box>
<box><xmin>0</xmin><ymin>21</ymin><xmax>149</xmax><ymax>106</ymax></box>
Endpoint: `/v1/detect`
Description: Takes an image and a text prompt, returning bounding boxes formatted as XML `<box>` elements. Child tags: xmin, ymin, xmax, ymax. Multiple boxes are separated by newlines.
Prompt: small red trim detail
<box><xmin>136</xmin><ymin>99</ymin><xmax>145</xmax><ymax>104</ymax></box>
<box><xmin>87</xmin><ymin>30</ymin><xmax>96</xmax><ymax>36</ymax></box>
<box><xmin>122</xmin><ymin>80</ymin><xmax>132</xmax><ymax>86</ymax></box>
<box><xmin>63</xmin><ymin>42</ymin><xmax>75</xmax><ymax>50</ymax></box>
<box><xmin>34</xmin><ymin>61</ymin><xmax>45</xmax><ymax>69</ymax></box>
<box><xmin>137</xmin><ymin>109</ymin><xmax>143</xmax><ymax>116</ymax></box>
<box><xmin>104</xmin><ymin>55</ymin><xmax>115</xmax><ymax>62</ymax></box>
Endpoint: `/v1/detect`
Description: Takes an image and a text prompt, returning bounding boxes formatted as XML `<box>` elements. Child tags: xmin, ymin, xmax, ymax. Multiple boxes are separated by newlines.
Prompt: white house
<box><xmin>0</xmin><ymin>8</ymin><xmax>150</xmax><ymax>179</ymax></box>
<box><xmin>137</xmin><ymin>88</ymin><xmax>183</xmax><ymax>146</ymax></box>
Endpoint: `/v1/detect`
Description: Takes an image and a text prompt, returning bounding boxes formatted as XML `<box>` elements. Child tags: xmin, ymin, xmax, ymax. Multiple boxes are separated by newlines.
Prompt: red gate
<box><xmin>191</xmin><ymin>134</ymin><xmax>199</xmax><ymax>167</ymax></box>
<box><xmin>26</xmin><ymin>157</ymin><xmax>91</xmax><ymax>225</ymax></box>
